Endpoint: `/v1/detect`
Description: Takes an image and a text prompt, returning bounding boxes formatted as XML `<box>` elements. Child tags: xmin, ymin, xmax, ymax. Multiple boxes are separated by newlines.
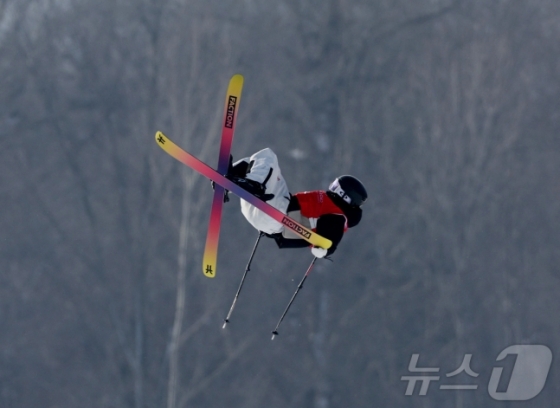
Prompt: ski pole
<box><xmin>223</xmin><ymin>231</ymin><xmax>264</xmax><ymax>328</ymax></box>
<box><xmin>271</xmin><ymin>257</ymin><xmax>318</xmax><ymax>340</ymax></box>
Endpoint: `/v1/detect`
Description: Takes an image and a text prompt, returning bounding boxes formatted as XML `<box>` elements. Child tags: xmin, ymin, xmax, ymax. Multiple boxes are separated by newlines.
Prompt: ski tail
<box><xmin>202</xmin><ymin>74</ymin><xmax>244</xmax><ymax>278</ymax></box>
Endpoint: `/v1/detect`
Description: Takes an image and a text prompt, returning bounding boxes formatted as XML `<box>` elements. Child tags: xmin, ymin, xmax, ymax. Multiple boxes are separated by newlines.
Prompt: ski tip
<box><xmin>232</xmin><ymin>73</ymin><xmax>244</xmax><ymax>83</ymax></box>
<box><xmin>155</xmin><ymin>131</ymin><xmax>168</xmax><ymax>146</ymax></box>
<box><xmin>203</xmin><ymin>263</ymin><xmax>216</xmax><ymax>278</ymax></box>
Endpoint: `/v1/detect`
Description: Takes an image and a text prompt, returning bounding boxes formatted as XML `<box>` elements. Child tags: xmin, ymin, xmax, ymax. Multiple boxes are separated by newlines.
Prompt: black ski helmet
<box><xmin>328</xmin><ymin>175</ymin><xmax>368</xmax><ymax>207</ymax></box>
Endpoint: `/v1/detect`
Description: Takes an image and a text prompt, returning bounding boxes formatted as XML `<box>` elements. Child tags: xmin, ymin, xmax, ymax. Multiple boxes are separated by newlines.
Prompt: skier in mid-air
<box><xmin>221</xmin><ymin>148</ymin><xmax>367</xmax><ymax>258</ymax></box>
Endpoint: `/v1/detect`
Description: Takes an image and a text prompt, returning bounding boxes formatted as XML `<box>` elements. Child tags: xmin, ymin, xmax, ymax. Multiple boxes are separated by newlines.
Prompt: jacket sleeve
<box><xmin>315</xmin><ymin>214</ymin><xmax>346</xmax><ymax>255</ymax></box>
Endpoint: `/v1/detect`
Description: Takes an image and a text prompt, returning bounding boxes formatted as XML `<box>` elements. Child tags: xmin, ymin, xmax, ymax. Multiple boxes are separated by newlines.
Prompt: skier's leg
<box><xmin>226</xmin><ymin>154</ymin><xmax>278</xmax><ymax>200</ymax></box>
<box><xmin>240</xmin><ymin>148</ymin><xmax>291</xmax><ymax>234</ymax></box>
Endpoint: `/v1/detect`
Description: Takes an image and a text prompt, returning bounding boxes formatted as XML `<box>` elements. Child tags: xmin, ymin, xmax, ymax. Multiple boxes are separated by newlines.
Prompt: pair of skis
<box><xmin>156</xmin><ymin>75</ymin><xmax>331</xmax><ymax>278</ymax></box>
<box><xmin>155</xmin><ymin>74</ymin><xmax>331</xmax><ymax>336</ymax></box>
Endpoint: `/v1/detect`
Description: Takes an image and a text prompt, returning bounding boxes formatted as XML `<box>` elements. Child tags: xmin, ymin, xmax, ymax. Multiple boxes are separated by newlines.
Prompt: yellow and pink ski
<box><xmin>202</xmin><ymin>75</ymin><xmax>244</xmax><ymax>278</ymax></box>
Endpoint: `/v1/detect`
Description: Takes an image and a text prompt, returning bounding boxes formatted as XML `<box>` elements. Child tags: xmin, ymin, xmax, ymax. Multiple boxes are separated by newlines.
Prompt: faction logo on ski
<box><xmin>281</xmin><ymin>217</ymin><xmax>311</xmax><ymax>239</ymax></box>
<box><xmin>224</xmin><ymin>96</ymin><xmax>237</xmax><ymax>128</ymax></box>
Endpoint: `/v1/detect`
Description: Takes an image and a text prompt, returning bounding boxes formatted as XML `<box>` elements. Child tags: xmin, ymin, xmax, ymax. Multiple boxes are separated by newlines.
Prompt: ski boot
<box><xmin>226</xmin><ymin>175</ymin><xmax>275</xmax><ymax>202</ymax></box>
<box><xmin>211</xmin><ymin>155</ymin><xmax>235</xmax><ymax>202</ymax></box>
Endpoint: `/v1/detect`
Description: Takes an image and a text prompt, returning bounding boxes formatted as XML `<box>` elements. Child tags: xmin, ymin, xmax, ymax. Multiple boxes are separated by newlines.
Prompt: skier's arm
<box><xmin>267</xmin><ymin>214</ymin><xmax>345</xmax><ymax>254</ymax></box>
<box><xmin>269</xmin><ymin>234</ymin><xmax>310</xmax><ymax>249</ymax></box>
<box><xmin>315</xmin><ymin>214</ymin><xmax>346</xmax><ymax>255</ymax></box>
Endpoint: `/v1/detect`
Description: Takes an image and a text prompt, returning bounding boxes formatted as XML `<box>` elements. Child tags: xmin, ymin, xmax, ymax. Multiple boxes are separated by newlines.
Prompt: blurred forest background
<box><xmin>1</xmin><ymin>0</ymin><xmax>560</xmax><ymax>407</ymax></box>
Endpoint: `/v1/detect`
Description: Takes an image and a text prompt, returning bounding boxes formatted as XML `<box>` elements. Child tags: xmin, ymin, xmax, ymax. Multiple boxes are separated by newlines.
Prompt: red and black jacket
<box><xmin>269</xmin><ymin>190</ymin><xmax>362</xmax><ymax>255</ymax></box>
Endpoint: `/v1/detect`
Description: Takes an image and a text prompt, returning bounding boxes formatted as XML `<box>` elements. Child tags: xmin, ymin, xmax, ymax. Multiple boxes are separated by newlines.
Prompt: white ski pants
<box><xmin>240</xmin><ymin>148</ymin><xmax>291</xmax><ymax>234</ymax></box>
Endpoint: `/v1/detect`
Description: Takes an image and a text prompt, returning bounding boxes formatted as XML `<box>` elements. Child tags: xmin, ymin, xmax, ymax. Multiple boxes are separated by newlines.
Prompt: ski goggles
<box><xmin>329</xmin><ymin>179</ymin><xmax>352</xmax><ymax>204</ymax></box>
